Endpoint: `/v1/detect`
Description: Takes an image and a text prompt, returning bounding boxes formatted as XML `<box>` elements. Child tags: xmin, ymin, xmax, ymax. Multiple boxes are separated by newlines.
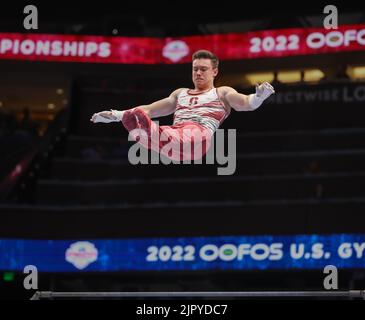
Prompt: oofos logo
<box><xmin>199</xmin><ymin>243</ymin><xmax>283</xmax><ymax>261</ymax></box>
<box><xmin>306</xmin><ymin>29</ymin><xmax>365</xmax><ymax>49</ymax></box>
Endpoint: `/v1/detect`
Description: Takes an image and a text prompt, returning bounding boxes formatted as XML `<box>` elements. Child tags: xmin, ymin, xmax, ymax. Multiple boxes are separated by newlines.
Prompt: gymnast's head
<box><xmin>192</xmin><ymin>50</ymin><xmax>219</xmax><ymax>91</ymax></box>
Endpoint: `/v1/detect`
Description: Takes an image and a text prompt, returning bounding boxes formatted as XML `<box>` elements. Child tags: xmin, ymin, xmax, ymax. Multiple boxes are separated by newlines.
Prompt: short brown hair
<box><xmin>192</xmin><ymin>50</ymin><xmax>219</xmax><ymax>69</ymax></box>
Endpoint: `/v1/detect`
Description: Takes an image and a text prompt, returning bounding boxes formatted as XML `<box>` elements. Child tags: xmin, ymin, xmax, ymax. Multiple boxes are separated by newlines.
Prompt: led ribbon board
<box><xmin>1</xmin><ymin>234</ymin><xmax>365</xmax><ymax>272</ymax></box>
<box><xmin>0</xmin><ymin>24</ymin><xmax>364</xmax><ymax>64</ymax></box>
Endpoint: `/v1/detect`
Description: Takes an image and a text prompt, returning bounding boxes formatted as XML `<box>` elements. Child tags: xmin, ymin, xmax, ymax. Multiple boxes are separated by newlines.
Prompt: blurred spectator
<box><xmin>111</xmin><ymin>139</ymin><xmax>129</xmax><ymax>158</ymax></box>
<box><xmin>81</xmin><ymin>145</ymin><xmax>106</xmax><ymax>160</ymax></box>
<box><xmin>335</xmin><ymin>65</ymin><xmax>350</xmax><ymax>80</ymax></box>
<box><xmin>17</xmin><ymin>107</ymin><xmax>39</xmax><ymax>137</ymax></box>
<box><xmin>0</xmin><ymin>110</ymin><xmax>17</xmax><ymax>135</ymax></box>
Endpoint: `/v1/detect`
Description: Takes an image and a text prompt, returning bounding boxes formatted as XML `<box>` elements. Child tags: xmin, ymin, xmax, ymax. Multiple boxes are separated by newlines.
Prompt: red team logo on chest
<box><xmin>189</xmin><ymin>97</ymin><xmax>199</xmax><ymax>106</ymax></box>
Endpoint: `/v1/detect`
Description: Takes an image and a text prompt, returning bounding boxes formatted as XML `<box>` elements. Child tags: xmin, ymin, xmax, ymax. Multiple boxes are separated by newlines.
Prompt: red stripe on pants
<box><xmin>122</xmin><ymin>107</ymin><xmax>213</xmax><ymax>161</ymax></box>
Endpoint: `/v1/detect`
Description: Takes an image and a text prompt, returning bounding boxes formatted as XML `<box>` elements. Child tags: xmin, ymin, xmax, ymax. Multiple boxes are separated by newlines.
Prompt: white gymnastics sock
<box><xmin>92</xmin><ymin>113</ymin><xmax>119</xmax><ymax>123</ymax></box>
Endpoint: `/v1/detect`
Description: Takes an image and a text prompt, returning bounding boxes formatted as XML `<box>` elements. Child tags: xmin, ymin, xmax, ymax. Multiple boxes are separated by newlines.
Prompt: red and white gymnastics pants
<box><xmin>121</xmin><ymin>108</ymin><xmax>213</xmax><ymax>161</ymax></box>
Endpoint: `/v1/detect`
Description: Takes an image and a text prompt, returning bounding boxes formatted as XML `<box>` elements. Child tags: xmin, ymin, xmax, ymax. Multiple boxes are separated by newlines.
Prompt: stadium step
<box><xmin>65</xmin><ymin>127</ymin><xmax>365</xmax><ymax>158</ymax></box>
<box><xmin>2</xmin><ymin>198</ymin><xmax>365</xmax><ymax>238</ymax></box>
<box><xmin>35</xmin><ymin>172</ymin><xmax>365</xmax><ymax>205</ymax></box>
<box><xmin>50</xmin><ymin>149</ymin><xmax>365</xmax><ymax>180</ymax></box>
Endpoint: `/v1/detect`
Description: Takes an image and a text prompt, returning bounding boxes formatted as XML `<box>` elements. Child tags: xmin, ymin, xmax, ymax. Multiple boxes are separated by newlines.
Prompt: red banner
<box><xmin>0</xmin><ymin>24</ymin><xmax>365</xmax><ymax>64</ymax></box>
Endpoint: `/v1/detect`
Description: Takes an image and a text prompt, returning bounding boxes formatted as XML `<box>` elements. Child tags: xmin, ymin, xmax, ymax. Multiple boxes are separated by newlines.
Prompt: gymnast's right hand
<box><xmin>90</xmin><ymin>110</ymin><xmax>118</xmax><ymax>123</ymax></box>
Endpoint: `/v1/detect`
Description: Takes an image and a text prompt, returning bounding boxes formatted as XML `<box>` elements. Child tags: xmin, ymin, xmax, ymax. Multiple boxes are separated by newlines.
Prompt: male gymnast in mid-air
<box><xmin>91</xmin><ymin>50</ymin><xmax>275</xmax><ymax>161</ymax></box>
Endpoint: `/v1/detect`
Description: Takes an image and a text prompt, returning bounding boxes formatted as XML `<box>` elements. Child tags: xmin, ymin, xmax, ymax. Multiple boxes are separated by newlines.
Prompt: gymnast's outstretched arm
<box><xmin>222</xmin><ymin>82</ymin><xmax>275</xmax><ymax>112</ymax></box>
<box><xmin>90</xmin><ymin>88</ymin><xmax>183</xmax><ymax>123</ymax></box>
